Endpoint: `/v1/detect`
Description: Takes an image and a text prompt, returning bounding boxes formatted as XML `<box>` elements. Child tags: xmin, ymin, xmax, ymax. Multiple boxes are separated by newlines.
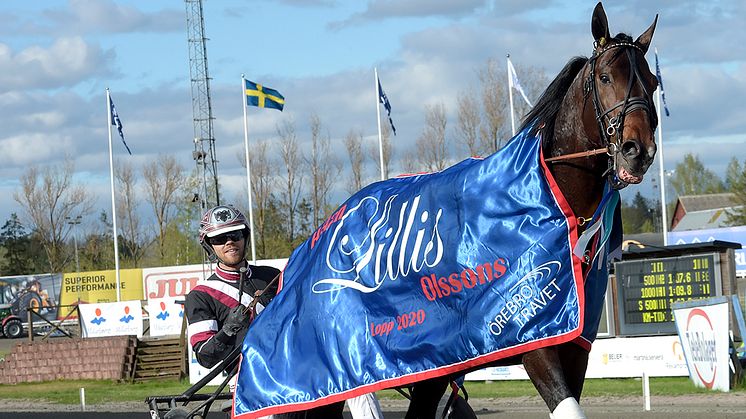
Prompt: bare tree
<box><xmin>478</xmin><ymin>59</ymin><xmax>510</xmax><ymax>153</ymax></box>
<box><xmin>142</xmin><ymin>155</ymin><xmax>184</xmax><ymax>263</ymax></box>
<box><xmin>368</xmin><ymin>121</ymin><xmax>393</xmax><ymax>181</ymax></box>
<box><xmin>455</xmin><ymin>91</ymin><xmax>482</xmax><ymax>157</ymax></box>
<box><xmin>276</xmin><ymin>119</ymin><xmax>303</xmax><ymax>244</ymax></box>
<box><xmin>238</xmin><ymin>139</ymin><xmax>275</xmax><ymax>258</ymax></box>
<box><xmin>415</xmin><ymin>103</ymin><xmax>449</xmax><ymax>172</ymax></box>
<box><xmin>305</xmin><ymin>114</ymin><xmax>336</xmax><ymax>227</ymax></box>
<box><xmin>115</xmin><ymin>161</ymin><xmax>147</xmax><ymax>267</ymax></box>
<box><xmin>344</xmin><ymin>129</ymin><xmax>365</xmax><ymax>195</ymax></box>
<box><xmin>13</xmin><ymin>158</ymin><xmax>93</xmax><ymax>272</ymax></box>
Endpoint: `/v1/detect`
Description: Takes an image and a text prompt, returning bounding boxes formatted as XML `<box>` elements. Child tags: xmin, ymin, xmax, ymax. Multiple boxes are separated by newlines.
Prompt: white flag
<box><xmin>508</xmin><ymin>58</ymin><xmax>532</xmax><ymax>107</ymax></box>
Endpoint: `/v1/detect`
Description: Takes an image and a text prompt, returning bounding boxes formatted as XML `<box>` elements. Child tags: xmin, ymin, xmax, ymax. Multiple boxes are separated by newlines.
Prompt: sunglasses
<box><xmin>208</xmin><ymin>231</ymin><xmax>245</xmax><ymax>245</ymax></box>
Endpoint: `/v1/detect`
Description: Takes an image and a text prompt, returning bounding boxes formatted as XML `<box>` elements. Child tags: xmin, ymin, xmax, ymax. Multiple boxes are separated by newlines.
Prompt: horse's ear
<box><xmin>591</xmin><ymin>2</ymin><xmax>610</xmax><ymax>47</ymax></box>
<box><xmin>635</xmin><ymin>14</ymin><xmax>658</xmax><ymax>54</ymax></box>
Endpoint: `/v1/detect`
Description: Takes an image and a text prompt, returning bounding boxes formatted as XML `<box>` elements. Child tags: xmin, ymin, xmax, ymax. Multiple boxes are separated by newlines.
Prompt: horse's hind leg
<box><xmin>405</xmin><ymin>377</ymin><xmax>449</xmax><ymax>419</ymax></box>
<box><xmin>522</xmin><ymin>344</ymin><xmax>589</xmax><ymax>419</ymax></box>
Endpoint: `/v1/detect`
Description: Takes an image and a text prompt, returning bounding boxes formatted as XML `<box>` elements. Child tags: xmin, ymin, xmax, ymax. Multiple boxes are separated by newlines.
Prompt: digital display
<box><xmin>615</xmin><ymin>254</ymin><xmax>718</xmax><ymax>332</ymax></box>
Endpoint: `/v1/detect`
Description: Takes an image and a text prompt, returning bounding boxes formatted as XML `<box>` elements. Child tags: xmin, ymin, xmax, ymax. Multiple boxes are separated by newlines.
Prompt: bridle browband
<box><xmin>547</xmin><ymin>40</ymin><xmax>656</xmax><ymax>190</ymax></box>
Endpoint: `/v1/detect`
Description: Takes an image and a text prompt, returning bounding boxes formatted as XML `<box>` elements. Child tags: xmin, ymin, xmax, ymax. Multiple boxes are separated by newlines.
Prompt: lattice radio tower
<box><xmin>185</xmin><ymin>0</ymin><xmax>220</xmax><ymax>210</ymax></box>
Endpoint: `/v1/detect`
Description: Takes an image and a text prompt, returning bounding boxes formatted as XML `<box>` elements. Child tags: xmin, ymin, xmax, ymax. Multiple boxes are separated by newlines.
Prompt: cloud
<box><xmin>0</xmin><ymin>133</ymin><xmax>75</xmax><ymax>167</ymax></box>
<box><xmin>0</xmin><ymin>37</ymin><xmax>113</xmax><ymax>91</ymax></box>
<box><xmin>0</xmin><ymin>0</ymin><xmax>182</xmax><ymax>37</ymax></box>
<box><xmin>330</xmin><ymin>0</ymin><xmax>489</xmax><ymax>29</ymax></box>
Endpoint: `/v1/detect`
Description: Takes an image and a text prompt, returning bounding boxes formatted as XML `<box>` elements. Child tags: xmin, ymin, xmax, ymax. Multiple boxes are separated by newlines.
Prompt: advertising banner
<box><xmin>59</xmin><ymin>268</ymin><xmax>144</xmax><ymax>314</ymax></box>
<box><xmin>79</xmin><ymin>300</ymin><xmax>143</xmax><ymax>338</ymax></box>
<box><xmin>147</xmin><ymin>298</ymin><xmax>184</xmax><ymax>337</ymax></box>
<box><xmin>0</xmin><ymin>273</ymin><xmax>61</xmax><ymax>322</ymax></box>
<box><xmin>143</xmin><ymin>264</ymin><xmax>209</xmax><ymax>301</ymax></box>
<box><xmin>673</xmin><ymin>296</ymin><xmax>730</xmax><ymax>391</ymax></box>
<box><xmin>465</xmin><ymin>335</ymin><xmax>688</xmax><ymax>380</ymax></box>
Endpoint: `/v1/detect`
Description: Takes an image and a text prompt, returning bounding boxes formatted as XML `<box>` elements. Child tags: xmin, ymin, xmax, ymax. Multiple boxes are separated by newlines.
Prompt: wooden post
<box><xmin>27</xmin><ymin>308</ymin><xmax>33</xmax><ymax>343</ymax></box>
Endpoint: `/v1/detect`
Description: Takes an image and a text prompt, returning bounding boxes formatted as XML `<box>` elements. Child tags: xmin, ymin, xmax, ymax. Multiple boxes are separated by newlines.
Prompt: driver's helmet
<box><xmin>198</xmin><ymin>205</ymin><xmax>250</xmax><ymax>261</ymax></box>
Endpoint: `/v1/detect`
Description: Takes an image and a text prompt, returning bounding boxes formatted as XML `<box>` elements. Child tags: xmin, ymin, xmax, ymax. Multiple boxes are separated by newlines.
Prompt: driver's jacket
<box><xmin>185</xmin><ymin>263</ymin><xmax>280</xmax><ymax>368</ymax></box>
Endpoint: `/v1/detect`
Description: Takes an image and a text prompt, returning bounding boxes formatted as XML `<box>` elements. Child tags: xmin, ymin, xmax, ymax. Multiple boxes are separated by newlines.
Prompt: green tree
<box><xmin>725</xmin><ymin>158</ymin><xmax>746</xmax><ymax>226</ymax></box>
<box><xmin>0</xmin><ymin>213</ymin><xmax>38</xmax><ymax>275</ymax></box>
<box><xmin>725</xmin><ymin>157</ymin><xmax>742</xmax><ymax>192</ymax></box>
<box><xmin>669</xmin><ymin>153</ymin><xmax>725</xmax><ymax>197</ymax></box>
<box><xmin>622</xmin><ymin>192</ymin><xmax>660</xmax><ymax>234</ymax></box>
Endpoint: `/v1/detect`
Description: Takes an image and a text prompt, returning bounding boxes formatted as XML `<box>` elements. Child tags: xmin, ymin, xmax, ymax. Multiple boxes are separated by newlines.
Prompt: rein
<box><xmin>544</xmin><ymin>147</ymin><xmax>608</xmax><ymax>163</ymax></box>
<box><xmin>241</xmin><ymin>270</ymin><xmax>281</xmax><ymax>316</ymax></box>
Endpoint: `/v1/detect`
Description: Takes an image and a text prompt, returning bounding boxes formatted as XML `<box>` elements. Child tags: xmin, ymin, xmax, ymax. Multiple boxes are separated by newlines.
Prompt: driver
<box><xmin>185</xmin><ymin>205</ymin><xmax>278</xmax><ymax>369</ymax></box>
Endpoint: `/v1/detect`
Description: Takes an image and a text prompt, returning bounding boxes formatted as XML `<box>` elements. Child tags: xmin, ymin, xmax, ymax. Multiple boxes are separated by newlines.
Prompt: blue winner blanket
<box><xmin>233</xmin><ymin>127</ymin><xmax>618</xmax><ymax>418</ymax></box>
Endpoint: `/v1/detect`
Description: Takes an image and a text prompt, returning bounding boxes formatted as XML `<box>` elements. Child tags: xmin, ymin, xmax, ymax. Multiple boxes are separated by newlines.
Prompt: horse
<box><xmin>405</xmin><ymin>3</ymin><xmax>659</xmax><ymax>419</ymax></box>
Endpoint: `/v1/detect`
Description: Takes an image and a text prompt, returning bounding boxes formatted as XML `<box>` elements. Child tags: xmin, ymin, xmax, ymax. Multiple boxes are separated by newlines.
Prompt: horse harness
<box><xmin>546</xmin><ymin>40</ymin><xmax>656</xmax><ymax>191</ymax></box>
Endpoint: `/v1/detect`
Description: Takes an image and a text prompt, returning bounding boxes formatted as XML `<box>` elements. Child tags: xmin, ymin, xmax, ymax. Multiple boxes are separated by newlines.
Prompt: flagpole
<box><xmin>655</xmin><ymin>49</ymin><xmax>668</xmax><ymax>246</ymax></box>
<box><xmin>241</xmin><ymin>75</ymin><xmax>257</xmax><ymax>262</ymax></box>
<box><xmin>374</xmin><ymin>68</ymin><xmax>385</xmax><ymax>181</ymax></box>
<box><xmin>106</xmin><ymin>88</ymin><xmax>122</xmax><ymax>301</ymax></box>
<box><xmin>506</xmin><ymin>54</ymin><xmax>516</xmax><ymax>136</ymax></box>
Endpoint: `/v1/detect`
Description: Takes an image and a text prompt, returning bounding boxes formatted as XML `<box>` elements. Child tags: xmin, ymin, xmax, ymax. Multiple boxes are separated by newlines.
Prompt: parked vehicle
<box><xmin>0</xmin><ymin>304</ymin><xmax>23</xmax><ymax>339</ymax></box>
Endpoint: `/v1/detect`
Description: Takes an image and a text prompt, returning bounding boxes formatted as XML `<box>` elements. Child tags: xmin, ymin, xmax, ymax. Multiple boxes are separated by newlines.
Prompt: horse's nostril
<box><xmin>621</xmin><ymin>140</ymin><xmax>641</xmax><ymax>159</ymax></box>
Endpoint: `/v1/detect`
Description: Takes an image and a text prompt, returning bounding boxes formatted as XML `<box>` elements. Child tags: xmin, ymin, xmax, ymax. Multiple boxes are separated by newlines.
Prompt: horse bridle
<box><xmin>547</xmin><ymin>40</ymin><xmax>656</xmax><ymax>190</ymax></box>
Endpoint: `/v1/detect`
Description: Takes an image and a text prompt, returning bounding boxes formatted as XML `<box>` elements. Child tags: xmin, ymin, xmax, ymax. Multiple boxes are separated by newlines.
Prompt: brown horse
<box><xmin>405</xmin><ymin>3</ymin><xmax>659</xmax><ymax>419</ymax></box>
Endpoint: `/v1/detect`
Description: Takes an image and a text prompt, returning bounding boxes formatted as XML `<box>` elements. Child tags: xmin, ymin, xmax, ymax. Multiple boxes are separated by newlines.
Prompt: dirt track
<box><xmin>2</xmin><ymin>393</ymin><xmax>746</xmax><ymax>418</ymax></box>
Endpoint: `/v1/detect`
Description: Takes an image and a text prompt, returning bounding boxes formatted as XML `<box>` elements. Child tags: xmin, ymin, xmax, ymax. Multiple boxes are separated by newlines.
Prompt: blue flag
<box><xmin>109</xmin><ymin>95</ymin><xmax>132</xmax><ymax>155</ymax></box>
<box><xmin>377</xmin><ymin>78</ymin><xmax>396</xmax><ymax>135</ymax></box>
<box><xmin>245</xmin><ymin>79</ymin><xmax>285</xmax><ymax>111</ymax></box>
<box><xmin>654</xmin><ymin>50</ymin><xmax>670</xmax><ymax>117</ymax></box>
<box><xmin>233</xmin><ymin>125</ymin><xmax>619</xmax><ymax>418</ymax></box>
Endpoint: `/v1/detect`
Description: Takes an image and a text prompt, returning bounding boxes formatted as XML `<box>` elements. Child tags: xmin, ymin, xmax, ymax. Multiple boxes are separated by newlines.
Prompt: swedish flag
<box><xmin>245</xmin><ymin>79</ymin><xmax>285</xmax><ymax>111</ymax></box>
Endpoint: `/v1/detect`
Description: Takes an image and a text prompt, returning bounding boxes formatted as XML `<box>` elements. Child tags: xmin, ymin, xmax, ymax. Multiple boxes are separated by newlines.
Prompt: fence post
<box><xmin>27</xmin><ymin>308</ymin><xmax>33</xmax><ymax>343</ymax></box>
<box><xmin>77</xmin><ymin>306</ymin><xmax>83</xmax><ymax>338</ymax></box>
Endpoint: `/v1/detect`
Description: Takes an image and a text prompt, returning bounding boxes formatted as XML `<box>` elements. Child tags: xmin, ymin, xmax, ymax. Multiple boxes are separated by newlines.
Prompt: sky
<box><xmin>1</xmin><ymin>0</ymin><xmax>745</xmax><ymax>235</ymax></box>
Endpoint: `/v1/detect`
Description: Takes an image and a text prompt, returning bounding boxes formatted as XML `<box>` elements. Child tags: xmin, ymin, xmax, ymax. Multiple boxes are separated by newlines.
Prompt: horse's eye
<box><xmin>599</xmin><ymin>74</ymin><xmax>611</xmax><ymax>84</ymax></box>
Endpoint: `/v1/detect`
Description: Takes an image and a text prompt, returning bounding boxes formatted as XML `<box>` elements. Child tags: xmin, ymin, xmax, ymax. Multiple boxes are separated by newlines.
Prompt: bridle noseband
<box><xmin>547</xmin><ymin>40</ymin><xmax>656</xmax><ymax>190</ymax></box>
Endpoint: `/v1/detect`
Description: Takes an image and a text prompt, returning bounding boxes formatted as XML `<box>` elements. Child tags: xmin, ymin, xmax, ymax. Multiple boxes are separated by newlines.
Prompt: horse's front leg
<box><xmin>522</xmin><ymin>343</ymin><xmax>589</xmax><ymax>419</ymax></box>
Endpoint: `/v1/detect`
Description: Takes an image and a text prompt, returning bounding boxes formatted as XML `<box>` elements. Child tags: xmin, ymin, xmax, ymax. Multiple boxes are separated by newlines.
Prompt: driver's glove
<box><xmin>222</xmin><ymin>305</ymin><xmax>250</xmax><ymax>336</ymax></box>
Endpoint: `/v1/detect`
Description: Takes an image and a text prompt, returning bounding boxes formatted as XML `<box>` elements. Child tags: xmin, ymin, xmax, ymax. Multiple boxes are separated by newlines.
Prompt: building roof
<box><xmin>677</xmin><ymin>193</ymin><xmax>736</xmax><ymax>213</ymax></box>
<box><xmin>672</xmin><ymin>208</ymin><xmax>730</xmax><ymax>231</ymax></box>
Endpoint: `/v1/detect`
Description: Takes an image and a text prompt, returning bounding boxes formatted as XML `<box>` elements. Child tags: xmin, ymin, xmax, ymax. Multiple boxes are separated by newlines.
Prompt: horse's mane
<box><xmin>518</xmin><ymin>57</ymin><xmax>587</xmax><ymax>143</ymax></box>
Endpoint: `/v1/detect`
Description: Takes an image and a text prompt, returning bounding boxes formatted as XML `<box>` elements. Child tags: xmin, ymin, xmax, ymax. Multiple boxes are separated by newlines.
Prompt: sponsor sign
<box><xmin>147</xmin><ymin>298</ymin><xmax>185</xmax><ymax>337</ymax></box>
<box><xmin>79</xmin><ymin>300</ymin><xmax>143</xmax><ymax>338</ymax></box>
<box><xmin>143</xmin><ymin>264</ymin><xmax>208</xmax><ymax>301</ymax></box>
<box><xmin>0</xmin><ymin>273</ymin><xmax>61</xmax><ymax>322</ymax></box>
<box><xmin>465</xmin><ymin>335</ymin><xmax>688</xmax><ymax>380</ymax></box>
<box><xmin>673</xmin><ymin>296</ymin><xmax>730</xmax><ymax>391</ymax></box>
<box><xmin>59</xmin><ymin>269</ymin><xmax>144</xmax><ymax>314</ymax></box>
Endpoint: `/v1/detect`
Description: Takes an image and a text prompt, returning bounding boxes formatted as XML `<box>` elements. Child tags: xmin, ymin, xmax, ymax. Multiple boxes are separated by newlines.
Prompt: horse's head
<box><xmin>584</xmin><ymin>2</ymin><xmax>659</xmax><ymax>189</ymax></box>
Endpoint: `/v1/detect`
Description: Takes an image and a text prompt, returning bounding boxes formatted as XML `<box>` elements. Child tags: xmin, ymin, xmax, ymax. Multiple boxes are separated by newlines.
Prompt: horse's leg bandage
<box><xmin>550</xmin><ymin>397</ymin><xmax>586</xmax><ymax>419</ymax></box>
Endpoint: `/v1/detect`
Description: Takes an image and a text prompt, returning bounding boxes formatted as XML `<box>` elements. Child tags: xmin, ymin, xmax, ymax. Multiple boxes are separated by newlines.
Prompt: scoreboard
<box><xmin>614</xmin><ymin>253</ymin><xmax>721</xmax><ymax>335</ymax></box>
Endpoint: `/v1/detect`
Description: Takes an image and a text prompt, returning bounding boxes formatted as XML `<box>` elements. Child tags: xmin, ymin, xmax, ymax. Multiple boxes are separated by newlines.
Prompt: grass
<box><xmin>0</xmin><ymin>377</ymin><xmax>735</xmax><ymax>405</ymax></box>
